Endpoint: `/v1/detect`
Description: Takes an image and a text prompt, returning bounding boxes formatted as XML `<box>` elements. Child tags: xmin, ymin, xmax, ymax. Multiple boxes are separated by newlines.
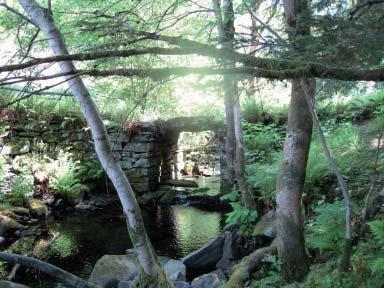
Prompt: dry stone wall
<box><xmin>0</xmin><ymin>122</ymin><xmax>186</xmax><ymax>194</ymax></box>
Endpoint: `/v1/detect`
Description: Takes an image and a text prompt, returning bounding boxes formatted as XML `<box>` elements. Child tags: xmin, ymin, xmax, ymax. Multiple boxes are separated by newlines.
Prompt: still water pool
<box><xmin>26</xmin><ymin>204</ymin><xmax>225</xmax><ymax>287</ymax></box>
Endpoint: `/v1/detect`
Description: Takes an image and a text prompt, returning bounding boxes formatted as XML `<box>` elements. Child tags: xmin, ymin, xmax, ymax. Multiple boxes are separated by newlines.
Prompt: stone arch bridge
<box><xmin>0</xmin><ymin>116</ymin><xmax>225</xmax><ymax>195</ymax></box>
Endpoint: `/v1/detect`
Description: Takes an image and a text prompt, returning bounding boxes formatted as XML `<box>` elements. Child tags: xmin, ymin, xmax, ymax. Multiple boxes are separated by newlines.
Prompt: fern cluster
<box><xmin>306</xmin><ymin>200</ymin><xmax>348</xmax><ymax>254</ymax></box>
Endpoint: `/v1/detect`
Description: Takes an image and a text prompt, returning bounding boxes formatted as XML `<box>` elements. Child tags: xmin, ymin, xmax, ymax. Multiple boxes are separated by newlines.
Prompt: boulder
<box><xmin>163</xmin><ymin>179</ymin><xmax>198</xmax><ymax>188</ymax></box>
<box><xmin>164</xmin><ymin>259</ymin><xmax>186</xmax><ymax>282</ymax></box>
<box><xmin>63</xmin><ymin>185</ymin><xmax>89</xmax><ymax>205</ymax></box>
<box><xmin>0</xmin><ymin>215</ymin><xmax>25</xmax><ymax>236</ymax></box>
<box><xmin>159</xmin><ymin>190</ymin><xmax>177</xmax><ymax>204</ymax></box>
<box><xmin>191</xmin><ymin>274</ymin><xmax>220</xmax><ymax>288</ymax></box>
<box><xmin>174</xmin><ymin>282</ymin><xmax>191</xmax><ymax>288</ymax></box>
<box><xmin>74</xmin><ymin>204</ymin><xmax>96</xmax><ymax>211</ymax></box>
<box><xmin>215</xmin><ymin>232</ymin><xmax>235</xmax><ymax>274</ymax></box>
<box><xmin>253</xmin><ymin>210</ymin><xmax>276</xmax><ymax>239</ymax></box>
<box><xmin>117</xmin><ymin>281</ymin><xmax>132</xmax><ymax>288</ymax></box>
<box><xmin>0</xmin><ymin>281</ymin><xmax>30</xmax><ymax>288</ymax></box>
<box><xmin>89</xmin><ymin>255</ymin><xmax>139</xmax><ymax>287</ymax></box>
<box><xmin>89</xmin><ymin>255</ymin><xmax>186</xmax><ymax>287</ymax></box>
<box><xmin>209</xmin><ymin>269</ymin><xmax>226</xmax><ymax>281</ymax></box>
<box><xmin>25</xmin><ymin>198</ymin><xmax>48</xmax><ymax>217</ymax></box>
<box><xmin>182</xmin><ymin>234</ymin><xmax>225</xmax><ymax>270</ymax></box>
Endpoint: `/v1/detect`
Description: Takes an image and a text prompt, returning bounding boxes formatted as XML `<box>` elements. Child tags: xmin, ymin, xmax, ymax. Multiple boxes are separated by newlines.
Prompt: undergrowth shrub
<box><xmin>221</xmin><ymin>189</ymin><xmax>258</xmax><ymax>236</ymax></box>
<box><xmin>366</xmin><ymin>220</ymin><xmax>384</xmax><ymax>273</ymax></box>
<box><xmin>245</xmin><ymin>123</ymin><xmax>365</xmax><ymax>202</ymax></box>
<box><xmin>10</xmin><ymin>169</ymin><xmax>34</xmax><ymax>199</ymax></box>
<box><xmin>305</xmin><ymin>200</ymin><xmax>348</xmax><ymax>254</ymax></box>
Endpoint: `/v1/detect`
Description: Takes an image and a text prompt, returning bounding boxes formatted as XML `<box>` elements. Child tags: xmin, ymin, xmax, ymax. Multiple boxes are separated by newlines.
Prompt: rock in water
<box><xmin>191</xmin><ymin>274</ymin><xmax>220</xmax><ymax>288</ymax></box>
<box><xmin>163</xmin><ymin>179</ymin><xmax>199</xmax><ymax>188</ymax></box>
<box><xmin>89</xmin><ymin>255</ymin><xmax>186</xmax><ymax>287</ymax></box>
<box><xmin>0</xmin><ymin>280</ymin><xmax>30</xmax><ymax>288</ymax></box>
<box><xmin>182</xmin><ymin>234</ymin><xmax>225</xmax><ymax>270</ymax></box>
<box><xmin>163</xmin><ymin>259</ymin><xmax>187</xmax><ymax>282</ymax></box>
<box><xmin>89</xmin><ymin>255</ymin><xmax>139</xmax><ymax>287</ymax></box>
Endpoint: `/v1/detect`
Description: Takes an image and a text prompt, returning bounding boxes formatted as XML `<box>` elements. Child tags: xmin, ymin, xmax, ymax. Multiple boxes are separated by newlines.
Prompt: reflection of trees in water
<box><xmin>142</xmin><ymin>205</ymin><xmax>224</xmax><ymax>258</ymax></box>
<box><xmin>41</xmin><ymin>206</ymin><xmax>224</xmax><ymax>278</ymax></box>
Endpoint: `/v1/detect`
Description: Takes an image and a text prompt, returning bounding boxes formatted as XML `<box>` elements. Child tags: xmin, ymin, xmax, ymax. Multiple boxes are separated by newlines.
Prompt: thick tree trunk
<box><xmin>275</xmin><ymin>0</ymin><xmax>314</xmax><ymax>282</ymax></box>
<box><xmin>276</xmin><ymin>79</ymin><xmax>314</xmax><ymax>282</ymax></box>
<box><xmin>18</xmin><ymin>1</ymin><xmax>172</xmax><ymax>287</ymax></box>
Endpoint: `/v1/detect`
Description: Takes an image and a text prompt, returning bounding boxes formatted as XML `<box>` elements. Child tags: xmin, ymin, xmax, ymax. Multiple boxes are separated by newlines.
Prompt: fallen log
<box><xmin>0</xmin><ymin>252</ymin><xmax>100</xmax><ymax>288</ymax></box>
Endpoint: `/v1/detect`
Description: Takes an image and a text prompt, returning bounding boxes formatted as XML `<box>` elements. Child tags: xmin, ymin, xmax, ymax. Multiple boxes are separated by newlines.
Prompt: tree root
<box><xmin>225</xmin><ymin>242</ymin><xmax>277</xmax><ymax>288</ymax></box>
<box><xmin>0</xmin><ymin>252</ymin><xmax>100</xmax><ymax>288</ymax></box>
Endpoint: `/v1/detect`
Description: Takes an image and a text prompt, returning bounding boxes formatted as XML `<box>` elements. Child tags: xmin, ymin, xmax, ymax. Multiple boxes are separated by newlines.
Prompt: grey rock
<box><xmin>164</xmin><ymin>259</ymin><xmax>186</xmax><ymax>282</ymax></box>
<box><xmin>215</xmin><ymin>231</ymin><xmax>235</xmax><ymax>274</ymax></box>
<box><xmin>0</xmin><ymin>281</ymin><xmax>30</xmax><ymax>288</ymax></box>
<box><xmin>191</xmin><ymin>274</ymin><xmax>220</xmax><ymax>288</ymax></box>
<box><xmin>25</xmin><ymin>199</ymin><xmax>48</xmax><ymax>217</ymax></box>
<box><xmin>117</xmin><ymin>281</ymin><xmax>132</xmax><ymax>288</ymax></box>
<box><xmin>89</xmin><ymin>255</ymin><xmax>186</xmax><ymax>287</ymax></box>
<box><xmin>0</xmin><ymin>215</ymin><xmax>25</xmax><ymax>236</ymax></box>
<box><xmin>74</xmin><ymin>204</ymin><xmax>96</xmax><ymax>211</ymax></box>
<box><xmin>210</xmin><ymin>269</ymin><xmax>226</xmax><ymax>281</ymax></box>
<box><xmin>174</xmin><ymin>281</ymin><xmax>191</xmax><ymax>288</ymax></box>
<box><xmin>89</xmin><ymin>255</ymin><xmax>139</xmax><ymax>287</ymax></box>
<box><xmin>163</xmin><ymin>179</ymin><xmax>198</xmax><ymax>188</ymax></box>
<box><xmin>253</xmin><ymin>210</ymin><xmax>276</xmax><ymax>238</ymax></box>
<box><xmin>182</xmin><ymin>234</ymin><xmax>225</xmax><ymax>270</ymax></box>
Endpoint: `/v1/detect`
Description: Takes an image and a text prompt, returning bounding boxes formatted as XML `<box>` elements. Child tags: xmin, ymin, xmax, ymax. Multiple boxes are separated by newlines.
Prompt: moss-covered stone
<box><xmin>252</xmin><ymin>210</ymin><xmax>276</xmax><ymax>238</ymax></box>
<box><xmin>7</xmin><ymin>236</ymin><xmax>36</xmax><ymax>255</ymax></box>
<box><xmin>0</xmin><ymin>214</ymin><xmax>25</xmax><ymax>235</ymax></box>
<box><xmin>159</xmin><ymin>190</ymin><xmax>176</xmax><ymax>204</ymax></box>
<box><xmin>26</xmin><ymin>198</ymin><xmax>48</xmax><ymax>217</ymax></box>
<box><xmin>63</xmin><ymin>185</ymin><xmax>89</xmax><ymax>205</ymax></box>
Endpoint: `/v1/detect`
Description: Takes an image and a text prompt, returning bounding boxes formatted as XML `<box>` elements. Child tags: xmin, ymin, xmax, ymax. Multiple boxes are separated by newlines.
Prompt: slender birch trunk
<box><xmin>300</xmin><ymin>79</ymin><xmax>353</xmax><ymax>273</ymax></box>
<box><xmin>18</xmin><ymin>1</ymin><xmax>172</xmax><ymax>286</ymax></box>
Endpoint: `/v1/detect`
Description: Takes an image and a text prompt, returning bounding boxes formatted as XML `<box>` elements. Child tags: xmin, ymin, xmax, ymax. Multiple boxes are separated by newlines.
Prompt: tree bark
<box><xmin>213</xmin><ymin>1</ymin><xmax>254</xmax><ymax>207</ymax></box>
<box><xmin>276</xmin><ymin>79</ymin><xmax>314</xmax><ymax>282</ymax></box>
<box><xmin>300</xmin><ymin>79</ymin><xmax>353</xmax><ymax>273</ymax></box>
<box><xmin>0</xmin><ymin>252</ymin><xmax>99</xmax><ymax>288</ymax></box>
<box><xmin>225</xmin><ymin>242</ymin><xmax>277</xmax><ymax>288</ymax></box>
<box><xmin>18</xmin><ymin>1</ymin><xmax>172</xmax><ymax>287</ymax></box>
<box><xmin>275</xmin><ymin>0</ymin><xmax>315</xmax><ymax>281</ymax></box>
<box><xmin>234</xmin><ymin>100</ymin><xmax>256</xmax><ymax>209</ymax></box>
<box><xmin>213</xmin><ymin>0</ymin><xmax>235</xmax><ymax>194</ymax></box>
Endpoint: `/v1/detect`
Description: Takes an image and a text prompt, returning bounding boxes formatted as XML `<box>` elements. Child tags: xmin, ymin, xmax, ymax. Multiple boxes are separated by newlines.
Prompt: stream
<box><xmin>22</xmin><ymin>177</ymin><xmax>226</xmax><ymax>287</ymax></box>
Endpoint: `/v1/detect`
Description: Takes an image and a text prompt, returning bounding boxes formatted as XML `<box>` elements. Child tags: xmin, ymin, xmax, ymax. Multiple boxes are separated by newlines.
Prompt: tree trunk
<box><xmin>300</xmin><ymin>79</ymin><xmax>353</xmax><ymax>273</ymax></box>
<box><xmin>234</xmin><ymin>100</ymin><xmax>255</xmax><ymax>209</ymax></box>
<box><xmin>275</xmin><ymin>0</ymin><xmax>314</xmax><ymax>282</ymax></box>
<box><xmin>213</xmin><ymin>0</ymin><xmax>235</xmax><ymax>194</ymax></box>
<box><xmin>18</xmin><ymin>1</ymin><xmax>172</xmax><ymax>287</ymax></box>
<box><xmin>276</xmin><ymin>79</ymin><xmax>314</xmax><ymax>282</ymax></box>
<box><xmin>213</xmin><ymin>0</ymin><xmax>253</xmax><ymax>207</ymax></box>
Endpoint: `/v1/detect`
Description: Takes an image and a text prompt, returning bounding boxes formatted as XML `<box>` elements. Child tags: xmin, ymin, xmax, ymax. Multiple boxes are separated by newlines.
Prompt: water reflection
<box><xmin>27</xmin><ymin>204</ymin><xmax>224</xmax><ymax>287</ymax></box>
